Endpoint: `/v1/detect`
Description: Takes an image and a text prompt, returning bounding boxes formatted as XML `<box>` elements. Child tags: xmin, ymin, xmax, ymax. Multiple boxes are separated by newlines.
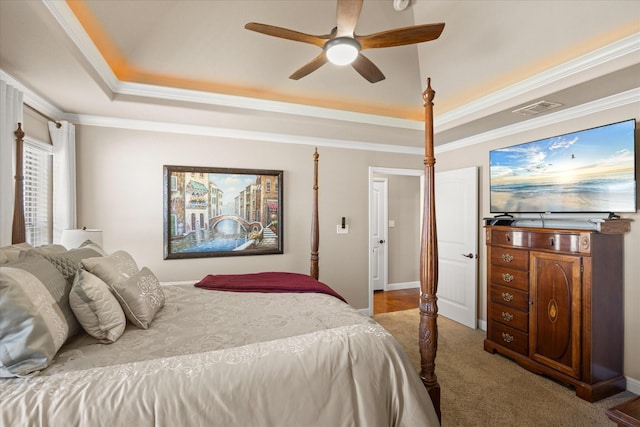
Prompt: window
<box><xmin>23</xmin><ymin>138</ymin><xmax>52</xmax><ymax>246</ymax></box>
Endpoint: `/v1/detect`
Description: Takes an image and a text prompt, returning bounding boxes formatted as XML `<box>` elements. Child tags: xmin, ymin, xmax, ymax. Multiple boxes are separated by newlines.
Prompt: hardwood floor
<box><xmin>373</xmin><ymin>288</ymin><xmax>420</xmax><ymax>314</ymax></box>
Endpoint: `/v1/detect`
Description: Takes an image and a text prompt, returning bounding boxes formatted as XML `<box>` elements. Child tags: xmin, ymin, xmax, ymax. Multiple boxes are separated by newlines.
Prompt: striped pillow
<box><xmin>0</xmin><ymin>256</ymin><xmax>71</xmax><ymax>377</ymax></box>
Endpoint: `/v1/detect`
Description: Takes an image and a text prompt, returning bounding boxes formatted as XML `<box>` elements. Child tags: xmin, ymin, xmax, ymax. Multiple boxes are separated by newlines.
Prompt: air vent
<box><xmin>512</xmin><ymin>100</ymin><xmax>563</xmax><ymax>116</ymax></box>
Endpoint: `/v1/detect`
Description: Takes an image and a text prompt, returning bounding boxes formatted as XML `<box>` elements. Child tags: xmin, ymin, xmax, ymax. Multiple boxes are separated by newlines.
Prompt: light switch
<box><xmin>389</xmin><ymin>220</ymin><xmax>396</xmax><ymax>228</ymax></box>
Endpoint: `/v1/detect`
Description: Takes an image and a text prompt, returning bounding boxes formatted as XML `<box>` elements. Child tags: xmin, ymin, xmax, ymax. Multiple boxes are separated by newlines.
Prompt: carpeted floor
<box><xmin>373</xmin><ymin>309</ymin><xmax>637</xmax><ymax>427</ymax></box>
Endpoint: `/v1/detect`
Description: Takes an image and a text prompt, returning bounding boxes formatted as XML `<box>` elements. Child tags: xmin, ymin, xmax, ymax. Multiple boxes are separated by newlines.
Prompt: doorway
<box><xmin>368</xmin><ymin>167</ymin><xmax>423</xmax><ymax>315</ymax></box>
<box><xmin>368</xmin><ymin>166</ymin><xmax>479</xmax><ymax>326</ymax></box>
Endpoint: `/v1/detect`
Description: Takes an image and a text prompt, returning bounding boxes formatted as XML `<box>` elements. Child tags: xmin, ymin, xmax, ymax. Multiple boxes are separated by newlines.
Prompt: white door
<box><xmin>371</xmin><ymin>178</ymin><xmax>388</xmax><ymax>291</ymax></box>
<box><xmin>435</xmin><ymin>167</ymin><xmax>478</xmax><ymax>328</ymax></box>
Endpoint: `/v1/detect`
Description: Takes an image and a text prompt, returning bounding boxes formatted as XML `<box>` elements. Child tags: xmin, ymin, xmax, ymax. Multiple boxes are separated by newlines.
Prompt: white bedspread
<box><xmin>1</xmin><ymin>283</ymin><xmax>439</xmax><ymax>426</ymax></box>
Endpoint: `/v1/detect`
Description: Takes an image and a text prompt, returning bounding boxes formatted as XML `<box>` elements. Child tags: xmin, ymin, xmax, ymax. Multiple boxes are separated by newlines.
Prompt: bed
<box><xmin>1</xmin><ymin>79</ymin><xmax>441</xmax><ymax>426</ymax></box>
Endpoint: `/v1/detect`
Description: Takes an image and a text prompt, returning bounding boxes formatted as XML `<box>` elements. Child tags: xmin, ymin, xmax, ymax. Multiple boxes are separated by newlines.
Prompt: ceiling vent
<box><xmin>512</xmin><ymin>100</ymin><xmax>563</xmax><ymax>116</ymax></box>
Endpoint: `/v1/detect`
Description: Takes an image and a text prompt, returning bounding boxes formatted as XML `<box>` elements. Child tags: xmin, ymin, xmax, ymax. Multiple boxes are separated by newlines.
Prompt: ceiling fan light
<box><xmin>325</xmin><ymin>37</ymin><xmax>360</xmax><ymax>66</ymax></box>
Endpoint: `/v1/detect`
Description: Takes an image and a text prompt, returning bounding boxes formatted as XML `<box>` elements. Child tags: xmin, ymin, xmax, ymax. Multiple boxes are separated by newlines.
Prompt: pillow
<box><xmin>69</xmin><ymin>269</ymin><xmax>126</xmax><ymax>343</ymax></box>
<box><xmin>0</xmin><ymin>256</ymin><xmax>72</xmax><ymax>377</ymax></box>
<box><xmin>81</xmin><ymin>250</ymin><xmax>139</xmax><ymax>286</ymax></box>
<box><xmin>39</xmin><ymin>247</ymin><xmax>103</xmax><ymax>286</ymax></box>
<box><xmin>79</xmin><ymin>239</ymin><xmax>108</xmax><ymax>256</ymax></box>
<box><xmin>0</xmin><ymin>242</ymin><xmax>32</xmax><ymax>264</ymax></box>
<box><xmin>19</xmin><ymin>244</ymin><xmax>67</xmax><ymax>258</ymax></box>
<box><xmin>110</xmin><ymin>267</ymin><xmax>165</xmax><ymax>329</ymax></box>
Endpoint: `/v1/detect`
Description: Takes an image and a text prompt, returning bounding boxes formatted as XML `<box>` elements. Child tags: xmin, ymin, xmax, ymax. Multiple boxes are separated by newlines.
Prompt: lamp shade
<box><xmin>61</xmin><ymin>228</ymin><xmax>103</xmax><ymax>249</ymax></box>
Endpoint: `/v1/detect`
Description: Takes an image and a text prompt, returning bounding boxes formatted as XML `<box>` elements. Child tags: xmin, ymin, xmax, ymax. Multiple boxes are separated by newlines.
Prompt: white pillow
<box><xmin>69</xmin><ymin>269</ymin><xmax>126</xmax><ymax>343</ymax></box>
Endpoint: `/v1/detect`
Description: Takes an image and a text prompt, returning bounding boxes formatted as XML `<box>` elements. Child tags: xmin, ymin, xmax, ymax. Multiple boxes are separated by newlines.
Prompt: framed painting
<box><xmin>163</xmin><ymin>165</ymin><xmax>283</xmax><ymax>259</ymax></box>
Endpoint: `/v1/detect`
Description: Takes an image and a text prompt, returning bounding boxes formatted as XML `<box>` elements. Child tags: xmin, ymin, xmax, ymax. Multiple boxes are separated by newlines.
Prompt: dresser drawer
<box><xmin>489</xmin><ymin>303</ymin><xmax>528</xmax><ymax>332</ymax></box>
<box><xmin>490</xmin><ymin>247</ymin><xmax>529</xmax><ymax>270</ymax></box>
<box><xmin>490</xmin><ymin>265</ymin><xmax>529</xmax><ymax>291</ymax></box>
<box><xmin>529</xmin><ymin>232</ymin><xmax>582</xmax><ymax>253</ymax></box>
<box><xmin>490</xmin><ymin>229</ymin><xmax>529</xmax><ymax>248</ymax></box>
<box><xmin>490</xmin><ymin>284</ymin><xmax>529</xmax><ymax>312</ymax></box>
<box><xmin>489</xmin><ymin>321</ymin><xmax>528</xmax><ymax>355</ymax></box>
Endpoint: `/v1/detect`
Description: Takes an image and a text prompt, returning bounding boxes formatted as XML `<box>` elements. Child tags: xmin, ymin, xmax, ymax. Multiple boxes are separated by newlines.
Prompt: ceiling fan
<box><xmin>244</xmin><ymin>0</ymin><xmax>445</xmax><ymax>83</ymax></box>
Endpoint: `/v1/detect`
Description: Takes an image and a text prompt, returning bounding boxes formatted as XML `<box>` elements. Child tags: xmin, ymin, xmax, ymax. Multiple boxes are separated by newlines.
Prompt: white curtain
<box><xmin>49</xmin><ymin>121</ymin><xmax>77</xmax><ymax>244</ymax></box>
<box><xmin>0</xmin><ymin>79</ymin><xmax>24</xmax><ymax>246</ymax></box>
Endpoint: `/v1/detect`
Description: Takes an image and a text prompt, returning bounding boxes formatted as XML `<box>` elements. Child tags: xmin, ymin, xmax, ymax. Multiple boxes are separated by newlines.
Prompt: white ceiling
<box><xmin>0</xmin><ymin>0</ymin><xmax>639</xmax><ymax>152</ymax></box>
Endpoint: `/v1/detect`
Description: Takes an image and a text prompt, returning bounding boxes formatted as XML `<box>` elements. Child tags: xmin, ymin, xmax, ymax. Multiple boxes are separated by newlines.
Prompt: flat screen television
<box><xmin>489</xmin><ymin>118</ymin><xmax>637</xmax><ymax>214</ymax></box>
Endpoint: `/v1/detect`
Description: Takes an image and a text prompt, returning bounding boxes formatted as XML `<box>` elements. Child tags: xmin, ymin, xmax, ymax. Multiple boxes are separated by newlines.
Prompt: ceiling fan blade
<box><xmin>289</xmin><ymin>53</ymin><xmax>329</xmax><ymax>80</ymax></box>
<box><xmin>336</xmin><ymin>0</ymin><xmax>363</xmax><ymax>37</ymax></box>
<box><xmin>351</xmin><ymin>53</ymin><xmax>385</xmax><ymax>83</ymax></box>
<box><xmin>245</xmin><ymin>22</ymin><xmax>327</xmax><ymax>47</ymax></box>
<box><xmin>358</xmin><ymin>23</ymin><xmax>445</xmax><ymax>49</ymax></box>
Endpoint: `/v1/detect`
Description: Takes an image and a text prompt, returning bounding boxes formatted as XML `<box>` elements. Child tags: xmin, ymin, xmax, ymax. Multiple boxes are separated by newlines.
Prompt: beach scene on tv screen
<box><xmin>490</xmin><ymin>120</ymin><xmax>636</xmax><ymax>213</ymax></box>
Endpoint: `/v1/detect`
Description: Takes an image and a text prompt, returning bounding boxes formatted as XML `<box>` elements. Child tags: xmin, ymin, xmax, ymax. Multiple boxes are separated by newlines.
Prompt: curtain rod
<box><xmin>24</xmin><ymin>102</ymin><xmax>62</xmax><ymax>128</ymax></box>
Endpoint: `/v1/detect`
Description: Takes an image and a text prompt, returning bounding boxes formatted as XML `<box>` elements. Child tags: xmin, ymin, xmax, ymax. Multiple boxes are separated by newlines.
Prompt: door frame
<box><xmin>368</xmin><ymin>166</ymin><xmax>424</xmax><ymax>316</ymax></box>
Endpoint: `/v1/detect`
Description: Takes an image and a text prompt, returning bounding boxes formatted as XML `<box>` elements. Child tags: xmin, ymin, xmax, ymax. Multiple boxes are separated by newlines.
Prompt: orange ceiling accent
<box><xmin>66</xmin><ymin>0</ymin><xmax>423</xmax><ymax>121</ymax></box>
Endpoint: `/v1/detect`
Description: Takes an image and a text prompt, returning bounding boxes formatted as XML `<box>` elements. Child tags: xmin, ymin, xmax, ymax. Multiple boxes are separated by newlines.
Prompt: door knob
<box><xmin>379</xmin><ymin>240</ymin><xmax>385</xmax><ymax>244</ymax></box>
<box><xmin>461</xmin><ymin>253</ymin><xmax>474</xmax><ymax>258</ymax></box>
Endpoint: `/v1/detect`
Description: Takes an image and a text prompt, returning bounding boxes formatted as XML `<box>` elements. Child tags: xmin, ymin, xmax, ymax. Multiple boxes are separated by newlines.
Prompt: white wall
<box><xmin>75</xmin><ymin>125</ymin><xmax>423</xmax><ymax>310</ymax></box>
<box><xmin>435</xmin><ymin>101</ymin><xmax>640</xmax><ymax>387</ymax></box>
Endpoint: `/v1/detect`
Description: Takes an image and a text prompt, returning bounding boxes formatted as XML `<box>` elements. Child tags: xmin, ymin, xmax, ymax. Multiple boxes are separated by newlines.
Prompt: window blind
<box><xmin>23</xmin><ymin>138</ymin><xmax>52</xmax><ymax>246</ymax></box>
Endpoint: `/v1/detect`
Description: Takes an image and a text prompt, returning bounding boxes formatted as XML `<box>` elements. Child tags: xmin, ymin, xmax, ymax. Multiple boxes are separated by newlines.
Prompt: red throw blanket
<box><xmin>195</xmin><ymin>272</ymin><xmax>346</xmax><ymax>303</ymax></box>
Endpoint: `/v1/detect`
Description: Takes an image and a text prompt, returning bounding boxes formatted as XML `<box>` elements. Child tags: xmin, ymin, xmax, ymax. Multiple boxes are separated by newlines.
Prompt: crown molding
<box><xmin>435</xmin><ymin>87</ymin><xmax>640</xmax><ymax>154</ymax></box>
<box><xmin>0</xmin><ymin>70</ymin><xmax>64</xmax><ymax>121</ymax></box>
<box><xmin>66</xmin><ymin>113</ymin><xmax>424</xmax><ymax>155</ymax></box>
<box><xmin>4</xmin><ymin>67</ymin><xmax>635</xmax><ymax>156</ymax></box>
<box><xmin>43</xmin><ymin>0</ymin><xmax>120</xmax><ymax>93</ymax></box>
<box><xmin>434</xmin><ymin>32</ymin><xmax>640</xmax><ymax>132</ymax></box>
<box><xmin>116</xmin><ymin>81</ymin><xmax>423</xmax><ymax>130</ymax></box>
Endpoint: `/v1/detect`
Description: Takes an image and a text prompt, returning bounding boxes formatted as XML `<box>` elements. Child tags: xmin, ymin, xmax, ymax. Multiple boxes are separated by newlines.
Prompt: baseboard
<box><xmin>385</xmin><ymin>281</ymin><xmax>419</xmax><ymax>291</ymax></box>
<box><xmin>359</xmin><ymin>308</ymin><xmax>372</xmax><ymax>317</ymax></box>
<box><xmin>478</xmin><ymin>319</ymin><xmax>487</xmax><ymax>331</ymax></box>
<box><xmin>626</xmin><ymin>376</ymin><xmax>640</xmax><ymax>394</ymax></box>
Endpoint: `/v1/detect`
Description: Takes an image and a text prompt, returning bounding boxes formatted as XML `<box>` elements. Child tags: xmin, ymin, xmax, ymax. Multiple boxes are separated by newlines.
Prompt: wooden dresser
<box><xmin>484</xmin><ymin>225</ymin><xmax>626</xmax><ymax>402</ymax></box>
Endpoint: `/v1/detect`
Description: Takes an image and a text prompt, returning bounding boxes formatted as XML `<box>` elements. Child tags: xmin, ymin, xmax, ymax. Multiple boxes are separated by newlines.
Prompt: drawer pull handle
<box><xmin>501</xmin><ymin>311</ymin><xmax>514</xmax><ymax>322</ymax></box>
<box><xmin>502</xmin><ymin>332</ymin><xmax>514</xmax><ymax>343</ymax></box>
<box><xmin>501</xmin><ymin>254</ymin><xmax>514</xmax><ymax>262</ymax></box>
<box><xmin>502</xmin><ymin>292</ymin><xmax>514</xmax><ymax>302</ymax></box>
<box><xmin>505</xmin><ymin>233</ymin><xmax>511</xmax><ymax>242</ymax></box>
<box><xmin>502</xmin><ymin>273</ymin><xmax>514</xmax><ymax>283</ymax></box>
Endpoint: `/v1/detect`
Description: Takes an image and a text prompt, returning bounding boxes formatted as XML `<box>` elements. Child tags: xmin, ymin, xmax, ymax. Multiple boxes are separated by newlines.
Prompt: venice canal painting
<box><xmin>164</xmin><ymin>166</ymin><xmax>283</xmax><ymax>259</ymax></box>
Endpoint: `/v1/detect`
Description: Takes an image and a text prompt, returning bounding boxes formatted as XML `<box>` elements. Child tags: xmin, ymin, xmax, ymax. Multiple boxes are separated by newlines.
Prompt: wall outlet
<box><xmin>336</xmin><ymin>224</ymin><xmax>349</xmax><ymax>234</ymax></box>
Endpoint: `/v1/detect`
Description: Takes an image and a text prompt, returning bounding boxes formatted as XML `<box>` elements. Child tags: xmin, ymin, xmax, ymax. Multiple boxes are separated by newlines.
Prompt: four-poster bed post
<box><xmin>419</xmin><ymin>77</ymin><xmax>440</xmax><ymax>421</ymax></box>
<box><xmin>12</xmin><ymin>123</ymin><xmax>26</xmax><ymax>244</ymax></box>
<box><xmin>310</xmin><ymin>148</ymin><xmax>320</xmax><ymax>280</ymax></box>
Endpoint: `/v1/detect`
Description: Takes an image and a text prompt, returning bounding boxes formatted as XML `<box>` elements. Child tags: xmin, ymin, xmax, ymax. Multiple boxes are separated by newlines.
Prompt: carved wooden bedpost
<box><xmin>310</xmin><ymin>148</ymin><xmax>320</xmax><ymax>279</ymax></box>
<box><xmin>12</xmin><ymin>123</ymin><xmax>26</xmax><ymax>244</ymax></box>
<box><xmin>419</xmin><ymin>78</ymin><xmax>440</xmax><ymax>421</ymax></box>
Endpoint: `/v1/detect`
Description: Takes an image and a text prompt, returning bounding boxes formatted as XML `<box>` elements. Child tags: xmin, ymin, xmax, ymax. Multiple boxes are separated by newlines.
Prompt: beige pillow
<box><xmin>0</xmin><ymin>242</ymin><xmax>32</xmax><ymax>264</ymax></box>
<box><xmin>69</xmin><ymin>269</ymin><xmax>126</xmax><ymax>343</ymax></box>
<box><xmin>38</xmin><ymin>247</ymin><xmax>103</xmax><ymax>286</ymax></box>
<box><xmin>110</xmin><ymin>267</ymin><xmax>165</xmax><ymax>329</ymax></box>
<box><xmin>79</xmin><ymin>240</ymin><xmax>108</xmax><ymax>256</ymax></box>
<box><xmin>81</xmin><ymin>250</ymin><xmax>139</xmax><ymax>286</ymax></box>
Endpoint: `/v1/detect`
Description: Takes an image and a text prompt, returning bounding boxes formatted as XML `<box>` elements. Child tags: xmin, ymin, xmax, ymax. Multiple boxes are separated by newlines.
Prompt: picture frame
<box><xmin>163</xmin><ymin>165</ymin><xmax>283</xmax><ymax>259</ymax></box>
